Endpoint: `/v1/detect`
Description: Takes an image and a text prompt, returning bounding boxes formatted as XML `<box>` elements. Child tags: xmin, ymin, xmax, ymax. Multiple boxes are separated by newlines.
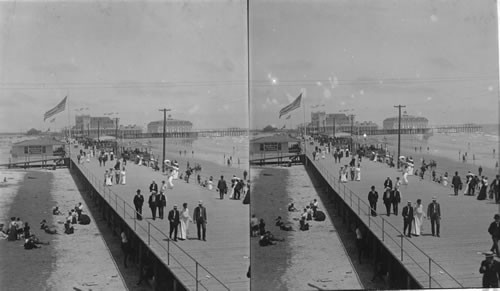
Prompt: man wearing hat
<box><xmin>402</xmin><ymin>201</ymin><xmax>414</xmax><ymax>237</ymax></box>
<box><xmin>133</xmin><ymin>189</ymin><xmax>144</xmax><ymax>220</ymax></box>
<box><xmin>382</xmin><ymin>187</ymin><xmax>392</xmax><ymax>216</ymax></box>
<box><xmin>193</xmin><ymin>201</ymin><xmax>207</xmax><ymax>241</ymax></box>
<box><xmin>488</xmin><ymin>214</ymin><xmax>500</xmax><ymax>256</ymax></box>
<box><xmin>390</xmin><ymin>186</ymin><xmax>402</xmax><ymax>216</ymax></box>
<box><xmin>368</xmin><ymin>186</ymin><xmax>378</xmax><ymax>217</ymax></box>
<box><xmin>479</xmin><ymin>251</ymin><xmax>500</xmax><ymax>287</ymax></box>
<box><xmin>168</xmin><ymin>205</ymin><xmax>180</xmax><ymax>241</ymax></box>
<box><xmin>426</xmin><ymin>197</ymin><xmax>441</xmax><ymax>237</ymax></box>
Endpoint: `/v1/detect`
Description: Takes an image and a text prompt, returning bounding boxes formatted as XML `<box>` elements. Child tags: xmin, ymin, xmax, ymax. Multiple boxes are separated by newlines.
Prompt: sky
<box><xmin>250</xmin><ymin>0</ymin><xmax>499</xmax><ymax>129</ymax></box>
<box><xmin>0</xmin><ymin>0</ymin><xmax>248</xmax><ymax>133</ymax></box>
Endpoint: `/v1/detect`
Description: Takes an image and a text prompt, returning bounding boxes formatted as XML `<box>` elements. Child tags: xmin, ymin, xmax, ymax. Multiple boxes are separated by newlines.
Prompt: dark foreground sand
<box><xmin>0</xmin><ymin>170</ymin><xmax>56</xmax><ymax>290</ymax></box>
<box><xmin>0</xmin><ymin>169</ymin><xmax>126</xmax><ymax>290</ymax></box>
<box><xmin>251</xmin><ymin>166</ymin><xmax>363</xmax><ymax>290</ymax></box>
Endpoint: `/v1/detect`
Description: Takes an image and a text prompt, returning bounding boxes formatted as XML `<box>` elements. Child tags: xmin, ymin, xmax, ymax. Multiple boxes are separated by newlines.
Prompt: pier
<box><xmin>305</xmin><ymin>141</ymin><xmax>494</xmax><ymax>288</ymax></box>
<box><xmin>249</xmin><ymin>154</ymin><xmax>304</xmax><ymax>166</ymax></box>
<box><xmin>69</xmin><ymin>148</ymin><xmax>249</xmax><ymax>290</ymax></box>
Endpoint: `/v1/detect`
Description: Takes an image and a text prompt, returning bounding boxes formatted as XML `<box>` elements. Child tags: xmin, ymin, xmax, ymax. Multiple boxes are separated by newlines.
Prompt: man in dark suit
<box><xmin>217</xmin><ymin>176</ymin><xmax>228</xmax><ymax>200</ymax></box>
<box><xmin>168</xmin><ymin>205</ymin><xmax>180</xmax><ymax>241</ymax></box>
<box><xmin>157</xmin><ymin>191</ymin><xmax>167</xmax><ymax>219</ymax></box>
<box><xmin>427</xmin><ymin>197</ymin><xmax>441</xmax><ymax>237</ymax></box>
<box><xmin>383</xmin><ymin>177</ymin><xmax>393</xmax><ymax>190</ymax></box>
<box><xmin>402</xmin><ymin>201</ymin><xmax>414</xmax><ymax>237</ymax></box>
<box><xmin>133</xmin><ymin>189</ymin><xmax>144</xmax><ymax>220</ymax></box>
<box><xmin>148</xmin><ymin>191</ymin><xmax>158</xmax><ymax>220</ymax></box>
<box><xmin>488</xmin><ymin>214</ymin><xmax>500</xmax><ymax>256</ymax></box>
<box><xmin>479</xmin><ymin>251</ymin><xmax>500</xmax><ymax>287</ymax></box>
<box><xmin>149</xmin><ymin>180</ymin><xmax>158</xmax><ymax>193</ymax></box>
<box><xmin>391</xmin><ymin>187</ymin><xmax>401</xmax><ymax>216</ymax></box>
<box><xmin>193</xmin><ymin>200</ymin><xmax>207</xmax><ymax>241</ymax></box>
<box><xmin>382</xmin><ymin>187</ymin><xmax>392</xmax><ymax>216</ymax></box>
<box><xmin>492</xmin><ymin>175</ymin><xmax>500</xmax><ymax>203</ymax></box>
<box><xmin>368</xmin><ymin>186</ymin><xmax>378</xmax><ymax>217</ymax></box>
<box><xmin>451</xmin><ymin>172</ymin><xmax>462</xmax><ymax>196</ymax></box>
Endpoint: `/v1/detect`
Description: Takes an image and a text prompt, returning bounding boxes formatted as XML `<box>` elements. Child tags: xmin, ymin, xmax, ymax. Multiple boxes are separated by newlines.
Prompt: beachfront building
<box><xmin>147</xmin><ymin>118</ymin><xmax>193</xmax><ymax>137</ymax></box>
<box><xmin>72</xmin><ymin>115</ymin><xmax>121</xmax><ymax>138</ymax></box>
<box><xmin>119</xmin><ymin>125</ymin><xmax>143</xmax><ymax>138</ymax></box>
<box><xmin>10</xmin><ymin>138</ymin><xmax>66</xmax><ymax>160</ymax></box>
<box><xmin>308</xmin><ymin>111</ymin><xmax>378</xmax><ymax>135</ymax></box>
<box><xmin>250</xmin><ymin>135</ymin><xmax>301</xmax><ymax>158</ymax></box>
<box><xmin>383</xmin><ymin>113</ymin><xmax>429</xmax><ymax>130</ymax></box>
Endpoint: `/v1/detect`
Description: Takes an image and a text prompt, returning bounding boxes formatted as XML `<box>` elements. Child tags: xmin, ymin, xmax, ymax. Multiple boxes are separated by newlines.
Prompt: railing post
<box><xmin>429</xmin><ymin>257</ymin><xmax>431</xmax><ymax>288</ymax></box>
<box><xmin>134</xmin><ymin>215</ymin><xmax>136</xmax><ymax>231</ymax></box>
<box><xmin>368</xmin><ymin>210</ymin><xmax>371</xmax><ymax>227</ymax></box>
<box><xmin>382</xmin><ymin>219</ymin><xmax>384</xmax><ymax>241</ymax></box>
<box><xmin>196</xmin><ymin>261</ymin><xmax>199</xmax><ymax>291</ymax></box>
<box><xmin>167</xmin><ymin>238</ymin><xmax>170</xmax><ymax>265</ymax></box>
<box><xmin>123</xmin><ymin>201</ymin><xmax>125</xmax><ymax>218</ymax></box>
<box><xmin>401</xmin><ymin>235</ymin><xmax>404</xmax><ymax>261</ymax></box>
<box><xmin>115</xmin><ymin>194</ymin><xmax>118</xmax><ymax>210</ymax></box>
<box><xmin>350</xmin><ymin>191</ymin><xmax>352</xmax><ymax>207</ymax></box>
<box><xmin>148</xmin><ymin>222</ymin><xmax>150</xmax><ymax>245</ymax></box>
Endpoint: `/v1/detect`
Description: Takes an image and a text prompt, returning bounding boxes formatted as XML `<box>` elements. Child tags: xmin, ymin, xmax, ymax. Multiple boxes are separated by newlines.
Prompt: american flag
<box><xmin>279</xmin><ymin>93</ymin><xmax>302</xmax><ymax>118</ymax></box>
<box><xmin>44</xmin><ymin>96</ymin><xmax>67</xmax><ymax>121</ymax></box>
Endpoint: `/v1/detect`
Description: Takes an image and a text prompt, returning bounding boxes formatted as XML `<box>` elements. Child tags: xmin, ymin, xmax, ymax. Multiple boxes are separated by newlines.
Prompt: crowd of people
<box><xmin>0</xmin><ymin>201</ymin><xmax>91</xmax><ymax>250</ymax></box>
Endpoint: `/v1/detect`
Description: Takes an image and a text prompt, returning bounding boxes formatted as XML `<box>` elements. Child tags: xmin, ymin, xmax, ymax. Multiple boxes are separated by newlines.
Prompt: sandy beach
<box><xmin>251</xmin><ymin>165</ymin><xmax>362</xmax><ymax>290</ymax></box>
<box><xmin>0</xmin><ymin>168</ymin><xmax>126</xmax><ymax>290</ymax></box>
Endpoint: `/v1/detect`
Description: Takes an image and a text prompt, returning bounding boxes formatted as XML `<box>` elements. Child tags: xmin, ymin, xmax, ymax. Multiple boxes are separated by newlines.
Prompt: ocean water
<box><xmin>127</xmin><ymin>135</ymin><xmax>249</xmax><ymax>168</ymax></box>
<box><xmin>368</xmin><ymin>123</ymin><xmax>499</xmax><ymax>171</ymax></box>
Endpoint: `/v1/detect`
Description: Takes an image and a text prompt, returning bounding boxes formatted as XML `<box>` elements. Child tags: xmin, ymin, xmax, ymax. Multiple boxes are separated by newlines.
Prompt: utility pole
<box><xmin>115</xmin><ymin>117</ymin><xmax>119</xmax><ymax>155</ymax></box>
<box><xmin>159</xmin><ymin>108</ymin><xmax>172</xmax><ymax>173</ymax></box>
<box><xmin>350</xmin><ymin>114</ymin><xmax>355</xmax><ymax>151</ymax></box>
<box><xmin>394</xmin><ymin>105</ymin><xmax>406</xmax><ymax>169</ymax></box>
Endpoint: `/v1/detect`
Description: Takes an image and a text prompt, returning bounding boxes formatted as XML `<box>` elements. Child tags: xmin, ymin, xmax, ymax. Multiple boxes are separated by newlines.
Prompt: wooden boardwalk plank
<box><xmin>71</xmin><ymin>152</ymin><xmax>249</xmax><ymax>291</ymax></box>
<box><xmin>307</xmin><ymin>143</ymin><xmax>492</xmax><ymax>288</ymax></box>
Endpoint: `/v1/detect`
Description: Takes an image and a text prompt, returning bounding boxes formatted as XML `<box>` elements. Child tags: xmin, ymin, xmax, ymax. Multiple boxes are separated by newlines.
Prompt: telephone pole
<box><xmin>350</xmin><ymin>114</ymin><xmax>355</xmax><ymax>151</ymax></box>
<box><xmin>159</xmin><ymin>108</ymin><xmax>172</xmax><ymax>173</ymax></box>
<box><xmin>394</xmin><ymin>105</ymin><xmax>406</xmax><ymax>169</ymax></box>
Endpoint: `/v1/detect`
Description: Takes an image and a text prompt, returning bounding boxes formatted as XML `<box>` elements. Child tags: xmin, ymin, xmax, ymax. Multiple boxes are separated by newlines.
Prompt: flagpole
<box><xmin>303</xmin><ymin>91</ymin><xmax>306</xmax><ymax>157</ymax></box>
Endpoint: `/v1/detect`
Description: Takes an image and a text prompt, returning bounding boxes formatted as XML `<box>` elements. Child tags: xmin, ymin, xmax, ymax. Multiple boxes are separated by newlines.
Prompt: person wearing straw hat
<box><xmin>426</xmin><ymin>197</ymin><xmax>441</xmax><ymax>237</ymax></box>
<box><xmin>479</xmin><ymin>251</ymin><xmax>500</xmax><ymax>287</ymax></box>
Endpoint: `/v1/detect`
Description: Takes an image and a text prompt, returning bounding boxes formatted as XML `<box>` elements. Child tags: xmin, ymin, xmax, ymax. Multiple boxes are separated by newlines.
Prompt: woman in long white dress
<box><xmin>412</xmin><ymin>199</ymin><xmax>424</xmax><ymax>236</ymax></box>
<box><xmin>207</xmin><ymin>176</ymin><xmax>213</xmax><ymax>190</ymax></box>
<box><xmin>340</xmin><ymin>166</ymin><xmax>348</xmax><ymax>183</ymax></box>
<box><xmin>179</xmin><ymin>203</ymin><xmax>192</xmax><ymax>240</ymax></box>
<box><xmin>105</xmin><ymin>172</ymin><xmax>113</xmax><ymax>186</ymax></box>
<box><xmin>355</xmin><ymin>164</ymin><xmax>361</xmax><ymax>181</ymax></box>
<box><xmin>120</xmin><ymin>167</ymin><xmax>126</xmax><ymax>185</ymax></box>
<box><xmin>168</xmin><ymin>171</ymin><xmax>174</xmax><ymax>189</ymax></box>
<box><xmin>463</xmin><ymin>176</ymin><xmax>470</xmax><ymax>195</ymax></box>
<box><xmin>403</xmin><ymin>170</ymin><xmax>409</xmax><ymax>185</ymax></box>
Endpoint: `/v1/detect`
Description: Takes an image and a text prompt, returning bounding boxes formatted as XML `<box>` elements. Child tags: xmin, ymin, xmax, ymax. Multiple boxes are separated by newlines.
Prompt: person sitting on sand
<box><xmin>299</xmin><ymin>216</ymin><xmax>310</xmax><ymax>231</ymax></box>
<box><xmin>250</xmin><ymin>215</ymin><xmax>259</xmax><ymax>237</ymax></box>
<box><xmin>275</xmin><ymin>216</ymin><xmax>293</xmax><ymax>231</ymax></box>
<box><xmin>64</xmin><ymin>220</ymin><xmax>74</xmax><ymax>234</ymax></box>
<box><xmin>40</xmin><ymin>220</ymin><xmax>57</xmax><ymax>234</ymax></box>
<box><xmin>306</xmin><ymin>206</ymin><xmax>313</xmax><ymax>221</ymax></box>
<box><xmin>259</xmin><ymin>231</ymin><xmax>283</xmax><ymax>246</ymax></box>
<box><xmin>259</xmin><ymin>218</ymin><xmax>266</xmax><ymax>235</ymax></box>
<box><xmin>24</xmin><ymin>237</ymin><xmax>40</xmax><ymax>249</ymax></box>
<box><xmin>288</xmin><ymin>203</ymin><xmax>298</xmax><ymax>212</ymax></box>
<box><xmin>52</xmin><ymin>206</ymin><xmax>62</xmax><ymax>215</ymax></box>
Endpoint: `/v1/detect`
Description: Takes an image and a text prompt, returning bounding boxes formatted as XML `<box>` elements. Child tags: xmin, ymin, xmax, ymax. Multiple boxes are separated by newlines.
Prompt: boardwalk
<box><xmin>71</xmin><ymin>149</ymin><xmax>249</xmax><ymax>290</ymax></box>
<box><xmin>306</xmin><ymin>142</ymin><xmax>496</xmax><ymax>288</ymax></box>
